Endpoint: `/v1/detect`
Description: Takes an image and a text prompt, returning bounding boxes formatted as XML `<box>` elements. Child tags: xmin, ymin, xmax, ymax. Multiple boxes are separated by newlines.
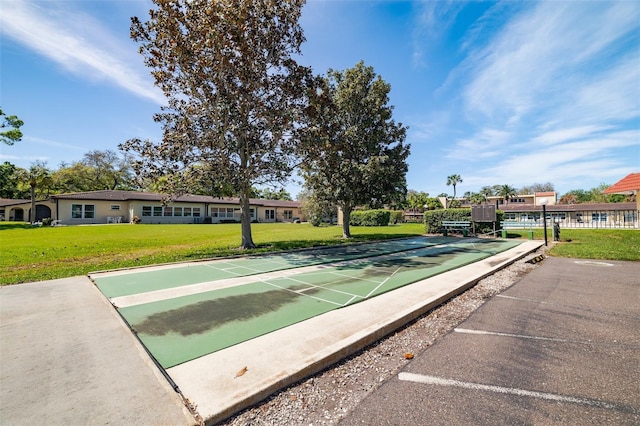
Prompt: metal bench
<box><xmin>500</xmin><ymin>221</ymin><xmax>538</xmax><ymax>239</ymax></box>
<box><xmin>442</xmin><ymin>220</ymin><xmax>472</xmax><ymax>237</ymax></box>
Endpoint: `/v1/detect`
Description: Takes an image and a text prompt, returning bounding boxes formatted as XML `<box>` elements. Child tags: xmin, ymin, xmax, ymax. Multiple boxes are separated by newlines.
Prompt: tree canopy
<box><xmin>0</xmin><ymin>108</ymin><xmax>24</xmax><ymax>146</ymax></box>
<box><xmin>123</xmin><ymin>0</ymin><xmax>311</xmax><ymax>248</ymax></box>
<box><xmin>519</xmin><ymin>182</ymin><xmax>555</xmax><ymax>194</ymax></box>
<box><xmin>496</xmin><ymin>184</ymin><xmax>518</xmax><ymax>203</ymax></box>
<box><xmin>53</xmin><ymin>150</ymin><xmax>135</xmax><ymax>193</ymax></box>
<box><xmin>299</xmin><ymin>61</ymin><xmax>410</xmax><ymax>238</ymax></box>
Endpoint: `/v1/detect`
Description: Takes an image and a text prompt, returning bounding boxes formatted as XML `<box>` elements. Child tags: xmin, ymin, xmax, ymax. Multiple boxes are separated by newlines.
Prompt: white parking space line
<box><xmin>398</xmin><ymin>373</ymin><xmax>636</xmax><ymax>413</ymax></box>
<box><xmin>454</xmin><ymin>328</ymin><xmax>574</xmax><ymax>343</ymax></box>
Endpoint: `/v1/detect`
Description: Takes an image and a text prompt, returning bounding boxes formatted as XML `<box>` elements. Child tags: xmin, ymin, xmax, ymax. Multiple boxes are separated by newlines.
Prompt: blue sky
<box><xmin>1</xmin><ymin>0</ymin><xmax>639</xmax><ymax>199</ymax></box>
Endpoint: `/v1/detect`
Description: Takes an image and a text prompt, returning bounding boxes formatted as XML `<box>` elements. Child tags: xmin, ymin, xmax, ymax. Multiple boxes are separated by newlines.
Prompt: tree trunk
<box><xmin>30</xmin><ymin>183</ymin><xmax>36</xmax><ymax>223</ymax></box>
<box><xmin>341</xmin><ymin>206</ymin><xmax>352</xmax><ymax>239</ymax></box>
<box><xmin>239</xmin><ymin>194</ymin><xmax>255</xmax><ymax>249</ymax></box>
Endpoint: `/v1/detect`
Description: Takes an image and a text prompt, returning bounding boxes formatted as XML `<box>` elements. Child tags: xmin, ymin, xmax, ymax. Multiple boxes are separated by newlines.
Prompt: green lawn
<box><xmin>505</xmin><ymin>228</ymin><xmax>640</xmax><ymax>261</ymax></box>
<box><xmin>0</xmin><ymin>222</ymin><xmax>425</xmax><ymax>285</ymax></box>
<box><xmin>2</xmin><ymin>222</ymin><xmax>637</xmax><ymax>285</ymax></box>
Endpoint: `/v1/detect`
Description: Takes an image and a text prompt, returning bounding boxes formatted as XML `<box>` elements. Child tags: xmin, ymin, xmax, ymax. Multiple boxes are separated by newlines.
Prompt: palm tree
<box><xmin>468</xmin><ymin>192</ymin><xmax>487</xmax><ymax>205</ymax></box>
<box><xmin>16</xmin><ymin>162</ymin><xmax>52</xmax><ymax>223</ymax></box>
<box><xmin>446</xmin><ymin>174</ymin><xmax>463</xmax><ymax>200</ymax></box>
<box><xmin>479</xmin><ymin>186</ymin><xmax>495</xmax><ymax>198</ymax></box>
<box><xmin>497</xmin><ymin>184</ymin><xmax>518</xmax><ymax>205</ymax></box>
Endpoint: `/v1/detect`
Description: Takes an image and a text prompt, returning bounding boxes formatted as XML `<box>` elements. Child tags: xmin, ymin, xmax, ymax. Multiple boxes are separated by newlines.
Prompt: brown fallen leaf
<box><xmin>404</xmin><ymin>353</ymin><xmax>414</xmax><ymax>359</ymax></box>
<box><xmin>235</xmin><ymin>366</ymin><xmax>248</xmax><ymax>378</ymax></box>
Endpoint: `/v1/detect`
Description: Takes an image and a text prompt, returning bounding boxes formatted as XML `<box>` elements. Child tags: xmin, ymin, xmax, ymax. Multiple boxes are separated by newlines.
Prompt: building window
<box><xmin>71</xmin><ymin>204</ymin><xmax>95</xmax><ymax>219</ymax></box>
<box><xmin>624</xmin><ymin>212</ymin><xmax>637</xmax><ymax>223</ymax></box>
<box><xmin>592</xmin><ymin>213</ymin><xmax>607</xmax><ymax>222</ymax></box>
<box><xmin>504</xmin><ymin>213</ymin><xmax>517</xmax><ymax>220</ymax></box>
<box><xmin>142</xmin><ymin>205</ymin><xmax>201</xmax><ymax>217</ymax></box>
<box><xmin>283</xmin><ymin>210</ymin><xmax>293</xmax><ymax>220</ymax></box>
<box><xmin>110</xmin><ymin>204</ymin><xmax>120</xmax><ymax>211</ymax></box>
<box><xmin>265</xmin><ymin>209</ymin><xmax>275</xmax><ymax>220</ymax></box>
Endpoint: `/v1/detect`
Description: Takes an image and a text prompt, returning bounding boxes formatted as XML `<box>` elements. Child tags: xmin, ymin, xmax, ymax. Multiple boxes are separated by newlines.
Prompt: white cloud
<box><xmin>470</xmin><ymin>129</ymin><xmax>639</xmax><ymax>190</ymax></box>
<box><xmin>530</xmin><ymin>126</ymin><xmax>613</xmax><ymax>146</ymax></box>
<box><xmin>446</xmin><ymin>128</ymin><xmax>512</xmax><ymax>160</ymax></box>
<box><xmin>0</xmin><ymin>1</ymin><xmax>164</xmax><ymax>105</ymax></box>
<box><xmin>461</xmin><ymin>1</ymin><xmax>640</xmax><ymax>126</ymax></box>
<box><xmin>411</xmin><ymin>0</ymin><xmax>464</xmax><ymax>68</ymax></box>
<box><xmin>435</xmin><ymin>0</ymin><xmax>640</xmax><ymax>195</ymax></box>
<box><xmin>25</xmin><ymin>136</ymin><xmax>86</xmax><ymax>151</ymax></box>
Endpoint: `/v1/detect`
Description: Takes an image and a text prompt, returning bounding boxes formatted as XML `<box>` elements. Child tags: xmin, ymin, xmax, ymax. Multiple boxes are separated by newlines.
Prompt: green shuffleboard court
<box><xmin>91</xmin><ymin>237</ymin><xmax>521</xmax><ymax>368</ymax></box>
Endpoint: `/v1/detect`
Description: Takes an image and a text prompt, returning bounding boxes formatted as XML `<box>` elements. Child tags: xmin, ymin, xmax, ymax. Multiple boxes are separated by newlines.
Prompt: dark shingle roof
<box><xmin>49</xmin><ymin>190</ymin><xmax>301</xmax><ymax>207</ymax></box>
<box><xmin>0</xmin><ymin>198</ymin><xmax>31</xmax><ymax>207</ymax></box>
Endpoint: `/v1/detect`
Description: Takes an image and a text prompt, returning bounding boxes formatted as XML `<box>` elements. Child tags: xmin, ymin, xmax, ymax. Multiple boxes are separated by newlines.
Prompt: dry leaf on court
<box><xmin>404</xmin><ymin>353</ymin><xmax>414</xmax><ymax>359</ymax></box>
<box><xmin>235</xmin><ymin>366</ymin><xmax>248</xmax><ymax>378</ymax></box>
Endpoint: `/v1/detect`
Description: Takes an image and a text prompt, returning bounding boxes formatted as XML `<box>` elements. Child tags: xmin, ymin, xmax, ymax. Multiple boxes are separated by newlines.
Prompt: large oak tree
<box><xmin>299</xmin><ymin>61</ymin><xmax>410</xmax><ymax>238</ymax></box>
<box><xmin>122</xmin><ymin>0</ymin><xmax>311</xmax><ymax>248</ymax></box>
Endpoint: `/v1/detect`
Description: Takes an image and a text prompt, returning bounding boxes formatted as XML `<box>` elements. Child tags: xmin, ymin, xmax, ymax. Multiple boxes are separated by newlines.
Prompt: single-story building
<box><xmin>0</xmin><ymin>198</ymin><xmax>41</xmax><ymax>222</ymax></box>
<box><xmin>500</xmin><ymin>202</ymin><xmax>638</xmax><ymax>229</ymax></box>
<box><xmin>0</xmin><ymin>190</ymin><xmax>305</xmax><ymax>225</ymax></box>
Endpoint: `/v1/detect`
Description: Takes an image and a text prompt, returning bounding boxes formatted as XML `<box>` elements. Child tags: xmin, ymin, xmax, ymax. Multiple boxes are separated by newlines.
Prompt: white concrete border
<box><xmin>167</xmin><ymin>241</ymin><xmax>543</xmax><ymax>424</ymax></box>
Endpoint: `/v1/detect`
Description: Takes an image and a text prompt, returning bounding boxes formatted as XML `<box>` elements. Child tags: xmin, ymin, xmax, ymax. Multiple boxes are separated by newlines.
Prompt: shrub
<box><xmin>423</xmin><ymin>208</ymin><xmax>470</xmax><ymax>233</ymax></box>
<box><xmin>131</xmin><ymin>215</ymin><xmax>141</xmax><ymax>224</ymax></box>
<box><xmin>350</xmin><ymin>209</ymin><xmax>391</xmax><ymax>226</ymax></box>
<box><xmin>42</xmin><ymin>217</ymin><xmax>52</xmax><ymax>227</ymax></box>
<box><xmin>423</xmin><ymin>208</ymin><xmax>505</xmax><ymax>235</ymax></box>
<box><xmin>389</xmin><ymin>210</ymin><xmax>404</xmax><ymax>224</ymax></box>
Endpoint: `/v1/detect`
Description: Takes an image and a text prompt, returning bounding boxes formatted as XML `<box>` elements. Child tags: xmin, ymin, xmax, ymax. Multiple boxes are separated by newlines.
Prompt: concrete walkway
<box><xmin>0</xmin><ymin>240</ymin><xmax>542</xmax><ymax>425</ymax></box>
<box><xmin>0</xmin><ymin>277</ymin><xmax>196</xmax><ymax>426</ymax></box>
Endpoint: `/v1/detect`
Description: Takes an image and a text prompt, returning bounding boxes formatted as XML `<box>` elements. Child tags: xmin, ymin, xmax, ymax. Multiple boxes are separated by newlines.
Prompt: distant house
<box><xmin>0</xmin><ymin>198</ymin><xmax>61</xmax><ymax>223</ymax></box>
<box><xmin>500</xmin><ymin>202</ymin><xmax>638</xmax><ymax>229</ymax></box>
<box><xmin>603</xmin><ymin>172</ymin><xmax>639</xmax><ymax>211</ymax></box>
<box><xmin>1</xmin><ymin>190</ymin><xmax>305</xmax><ymax>225</ymax></box>
<box><xmin>483</xmin><ymin>191</ymin><xmax>558</xmax><ymax>207</ymax></box>
<box><xmin>454</xmin><ymin>184</ymin><xmax>639</xmax><ymax>229</ymax></box>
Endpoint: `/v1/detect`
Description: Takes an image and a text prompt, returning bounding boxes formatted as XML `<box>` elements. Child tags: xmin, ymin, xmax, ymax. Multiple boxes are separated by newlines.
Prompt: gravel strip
<box><xmin>218</xmin><ymin>245</ymin><xmax>548</xmax><ymax>426</ymax></box>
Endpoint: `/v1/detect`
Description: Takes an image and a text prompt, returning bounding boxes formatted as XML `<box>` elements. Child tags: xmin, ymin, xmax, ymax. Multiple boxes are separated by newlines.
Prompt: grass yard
<box><xmin>2</xmin><ymin>222</ymin><xmax>638</xmax><ymax>285</ymax></box>
<box><xmin>506</xmin><ymin>228</ymin><xmax>640</xmax><ymax>261</ymax></box>
<box><xmin>0</xmin><ymin>222</ymin><xmax>425</xmax><ymax>285</ymax></box>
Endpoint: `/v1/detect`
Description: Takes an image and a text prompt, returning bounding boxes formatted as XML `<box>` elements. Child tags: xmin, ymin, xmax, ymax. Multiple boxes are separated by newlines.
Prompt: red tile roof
<box><xmin>603</xmin><ymin>173</ymin><xmax>640</xmax><ymax>194</ymax></box>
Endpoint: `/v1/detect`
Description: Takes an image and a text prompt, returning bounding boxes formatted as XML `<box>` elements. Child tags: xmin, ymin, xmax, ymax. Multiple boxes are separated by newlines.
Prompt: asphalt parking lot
<box><xmin>339</xmin><ymin>257</ymin><xmax>640</xmax><ymax>425</ymax></box>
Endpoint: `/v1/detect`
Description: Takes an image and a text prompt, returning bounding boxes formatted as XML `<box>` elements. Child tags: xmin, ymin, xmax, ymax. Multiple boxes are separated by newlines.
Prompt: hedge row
<box><xmin>350</xmin><ymin>209</ymin><xmax>391</xmax><ymax>226</ymax></box>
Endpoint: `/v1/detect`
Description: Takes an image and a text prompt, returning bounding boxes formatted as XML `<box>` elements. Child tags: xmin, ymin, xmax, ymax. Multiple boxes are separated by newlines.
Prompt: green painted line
<box><xmin>116</xmin><ymin>238</ymin><xmax>520</xmax><ymax>368</ymax></box>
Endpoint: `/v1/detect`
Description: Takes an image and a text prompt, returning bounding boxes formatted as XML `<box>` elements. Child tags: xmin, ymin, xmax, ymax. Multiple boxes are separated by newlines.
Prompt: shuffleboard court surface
<box><xmin>91</xmin><ymin>236</ymin><xmax>450</xmax><ymax>298</ymax></box>
<box><xmin>93</xmin><ymin>237</ymin><xmax>521</xmax><ymax>368</ymax></box>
